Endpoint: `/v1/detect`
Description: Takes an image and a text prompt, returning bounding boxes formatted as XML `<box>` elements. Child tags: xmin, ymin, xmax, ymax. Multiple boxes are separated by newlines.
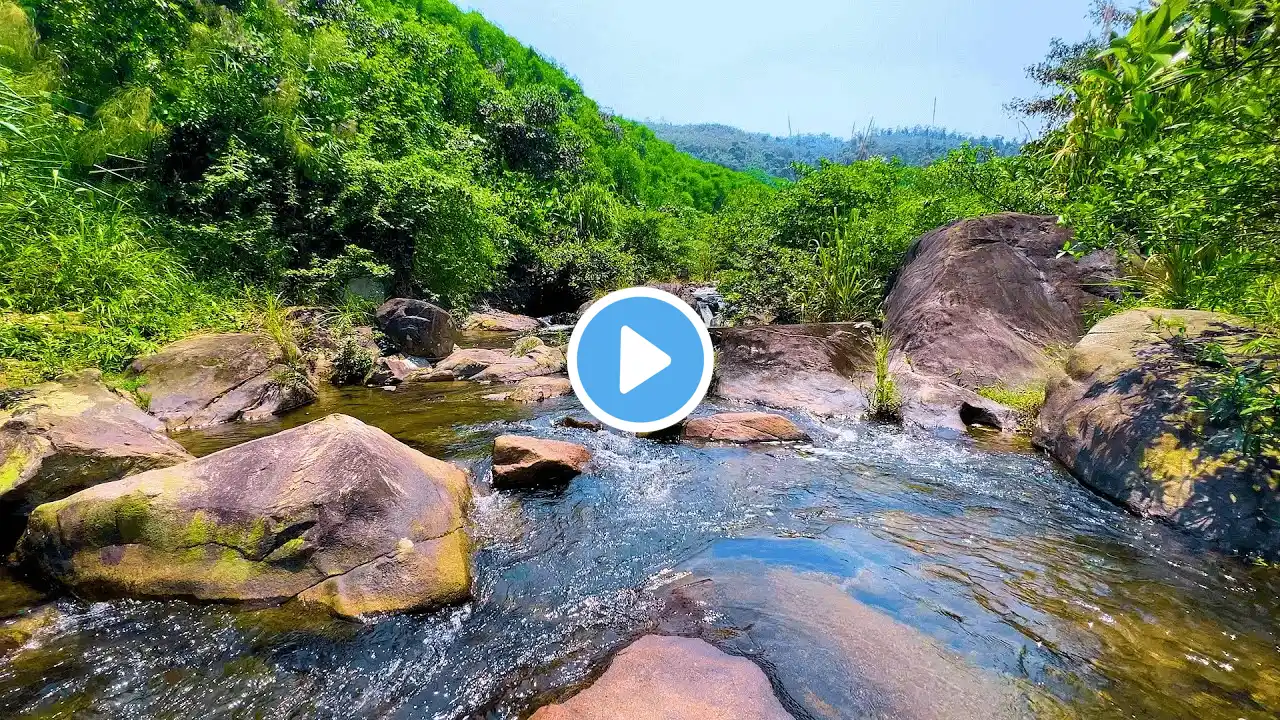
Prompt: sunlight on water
<box><xmin>2</xmin><ymin>388</ymin><xmax>1278</xmax><ymax>719</ymax></box>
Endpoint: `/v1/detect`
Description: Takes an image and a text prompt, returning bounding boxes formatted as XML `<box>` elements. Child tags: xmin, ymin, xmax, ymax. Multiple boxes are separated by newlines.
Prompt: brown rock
<box><xmin>884</xmin><ymin>213</ymin><xmax>1116</xmax><ymax>390</ymax></box>
<box><xmin>658</xmin><ymin>560</ymin><xmax>1027</xmax><ymax>720</ymax></box>
<box><xmin>461</xmin><ymin>310</ymin><xmax>542</xmax><ymax>333</ymax></box>
<box><xmin>492</xmin><ymin>435</ymin><xmax>591</xmax><ymax>488</ymax></box>
<box><xmin>130</xmin><ymin>333</ymin><xmax>317</xmax><ymax>431</ymax></box>
<box><xmin>369</xmin><ymin>355</ymin><xmax>429</xmax><ymax>386</ymax></box>
<box><xmin>0</xmin><ymin>370</ymin><xmax>193</xmax><ymax>548</ymax></box>
<box><xmin>557</xmin><ymin>416</ymin><xmax>603</xmax><ymax>432</ymax></box>
<box><xmin>1035</xmin><ymin>308</ymin><xmax>1280</xmax><ymax>557</ymax></box>
<box><xmin>484</xmin><ymin>376</ymin><xmax>573</xmax><ymax>403</ymax></box>
<box><xmin>18</xmin><ymin>414</ymin><xmax>473</xmax><ymax>618</ymax></box>
<box><xmin>411</xmin><ymin>340</ymin><xmax>566</xmax><ymax>385</ymax></box>
<box><xmin>375</xmin><ymin>298</ymin><xmax>456</xmax><ymax>358</ymax></box>
<box><xmin>711</xmin><ymin>323</ymin><xmax>874</xmax><ymax>417</ymax></box>
<box><xmin>683</xmin><ymin>413</ymin><xmax>809</xmax><ymax>443</ymax></box>
<box><xmin>530</xmin><ymin>635</ymin><xmax>793</xmax><ymax>720</ymax></box>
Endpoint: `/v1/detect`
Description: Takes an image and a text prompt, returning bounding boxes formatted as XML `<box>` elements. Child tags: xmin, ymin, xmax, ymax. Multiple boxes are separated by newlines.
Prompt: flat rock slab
<box><xmin>885</xmin><ymin>213</ymin><xmax>1115</xmax><ymax>390</ymax></box>
<box><xmin>658</xmin><ymin>559</ymin><xmax>1029</xmax><ymax>720</ymax></box>
<box><xmin>711</xmin><ymin>323</ymin><xmax>873</xmax><ymax>417</ymax></box>
<box><xmin>19</xmin><ymin>414</ymin><xmax>473</xmax><ymax>619</ymax></box>
<box><xmin>492</xmin><ymin>435</ymin><xmax>591</xmax><ymax>488</ymax></box>
<box><xmin>484</xmin><ymin>376</ymin><xmax>573</xmax><ymax>403</ymax></box>
<box><xmin>530</xmin><ymin>635</ymin><xmax>793</xmax><ymax>720</ymax></box>
<box><xmin>683</xmin><ymin>412</ymin><xmax>809</xmax><ymax>443</ymax></box>
<box><xmin>462</xmin><ymin>311</ymin><xmax>542</xmax><ymax>333</ymax></box>
<box><xmin>1035</xmin><ymin>308</ymin><xmax>1280</xmax><ymax>557</ymax></box>
<box><xmin>0</xmin><ymin>370</ymin><xmax>193</xmax><ymax>549</ymax></box>
<box><xmin>130</xmin><ymin>333</ymin><xmax>316</xmax><ymax>431</ymax></box>
<box><xmin>376</xmin><ymin>298</ymin><xmax>456</xmax><ymax>359</ymax></box>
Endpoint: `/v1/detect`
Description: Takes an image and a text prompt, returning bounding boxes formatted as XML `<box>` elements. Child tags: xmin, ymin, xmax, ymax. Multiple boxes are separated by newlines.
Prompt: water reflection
<box><xmin>1</xmin><ymin>396</ymin><xmax>1276</xmax><ymax>720</ymax></box>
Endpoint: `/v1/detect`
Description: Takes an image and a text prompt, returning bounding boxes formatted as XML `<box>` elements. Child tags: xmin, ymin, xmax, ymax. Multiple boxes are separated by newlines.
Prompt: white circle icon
<box><xmin>568</xmin><ymin>287</ymin><xmax>714</xmax><ymax>433</ymax></box>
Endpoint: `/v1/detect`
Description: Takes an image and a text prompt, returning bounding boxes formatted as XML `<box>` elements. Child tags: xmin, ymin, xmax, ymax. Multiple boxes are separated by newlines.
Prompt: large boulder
<box><xmin>711</xmin><ymin>323</ymin><xmax>1009</xmax><ymax>435</ymax></box>
<box><xmin>18</xmin><ymin>414</ymin><xmax>473</xmax><ymax>619</ymax></box>
<box><xmin>491</xmin><ymin>435</ymin><xmax>591</xmax><ymax>488</ymax></box>
<box><xmin>1035</xmin><ymin>308</ymin><xmax>1280</xmax><ymax>557</ymax></box>
<box><xmin>0</xmin><ymin>371</ymin><xmax>193</xmax><ymax>548</ymax></box>
<box><xmin>375</xmin><ymin>298</ymin><xmax>456</xmax><ymax>358</ymax></box>
<box><xmin>683</xmin><ymin>412</ymin><xmax>809</xmax><ymax>443</ymax></box>
<box><xmin>410</xmin><ymin>339</ymin><xmax>566</xmax><ymax>385</ymax></box>
<box><xmin>530</xmin><ymin>635</ymin><xmax>793</xmax><ymax>720</ymax></box>
<box><xmin>711</xmin><ymin>323</ymin><xmax>873</xmax><ymax>417</ymax></box>
<box><xmin>885</xmin><ymin>213</ymin><xmax>1116</xmax><ymax>390</ymax></box>
<box><xmin>130</xmin><ymin>333</ymin><xmax>317</xmax><ymax>431</ymax></box>
<box><xmin>461</xmin><ymin>310</ymin><xmax>542</xmax><ymax>333</ymax></box>
<box><xmin>484</xmin><ymin>376</ymin><xmax>573</xmax><ymax>404</ymax></box>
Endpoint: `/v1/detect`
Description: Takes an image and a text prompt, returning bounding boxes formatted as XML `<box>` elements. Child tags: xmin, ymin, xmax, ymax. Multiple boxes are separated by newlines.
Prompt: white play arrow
<box><xmin>619</xmin><ymin>325</ymin><xmax>671</xmax><ymax>395</ymax></box>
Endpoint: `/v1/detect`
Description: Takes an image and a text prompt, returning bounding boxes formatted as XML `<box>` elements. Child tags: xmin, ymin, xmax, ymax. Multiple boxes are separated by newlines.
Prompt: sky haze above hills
<box><xmin>457</xmin><ymin>0</ymin><xmax>1096</xmax><ymax>140</ymax></box>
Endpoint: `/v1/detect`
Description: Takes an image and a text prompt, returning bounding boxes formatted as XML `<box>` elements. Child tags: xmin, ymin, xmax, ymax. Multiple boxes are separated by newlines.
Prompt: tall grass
<box><xmin>866</xmin><ymin>330</ymin><xmax>902</xmax><ymax>422</ymax></box>
<box><xmin>804</xmin><ymin>210</ymin><xmax>880</xmax><ymax>323</ymax></box>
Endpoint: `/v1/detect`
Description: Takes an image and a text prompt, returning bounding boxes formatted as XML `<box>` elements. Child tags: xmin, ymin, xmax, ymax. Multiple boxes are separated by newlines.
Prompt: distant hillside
<box><xmin>646</xmin><ymin>123</ymin><xmax>1021</xmax><ymax>179</ymax></box>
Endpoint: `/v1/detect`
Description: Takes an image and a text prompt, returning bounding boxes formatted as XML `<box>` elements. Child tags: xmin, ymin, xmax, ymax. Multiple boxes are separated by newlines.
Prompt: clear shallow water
<box><xmin>2</xmin><ymin>387</ymin><xmax>1279</xmax><ymax>719</ymax></box>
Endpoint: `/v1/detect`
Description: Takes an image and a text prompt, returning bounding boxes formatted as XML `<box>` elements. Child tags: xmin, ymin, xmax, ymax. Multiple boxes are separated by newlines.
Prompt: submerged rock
<box><xmin>885</xmin><ymin>213</ymin><xmax>1116</xmax><ymax>391</ymax></box>
<box><xmin>557</xmin><ymin>415</ymin><xmax>603</xmax><ymax>432</ymax></box>
<box><xmin>461</xmin><ymin>310</ymin><xmax>542</xmax><ymax>333</ymax></box>
<box><xmin>0</xmin><ymin>371</ymin><xmax>193</xmax><ymax>548</ymax></box>
<box><xmin>658</xmin><ymin>559</ymin><xmax>1028</xmax><ymax>720</ymax></box>
<box><xmin>682</xmin><ymin>412</ymin><xmax>809</xmax><ymax>443</ymax></box>
<box><xmin>130</xmin><ymin>333</ymin><xmax>317</xmax><ymax>431</ymax></box>
<box><xmin>1035</xmin><ymin>308</ymin><xmax>1280</xmax><ymax>557</ymax></box>
<box><xmin>18</xmin><ymin>414</ymin><xmax>473</xmax><ymax>619</ymax></box>
<box><xmin>411</xmin><ymin>339</ymin><xmax>566</xmax><ymax>385</ymax></box>
<box><xmin>484</xmin><ymin>376</ymin><xmax>573</xmax><ymax>403</ymax></box>
<box><xmin>530</xmin><ymin>634</ymin><xmax>793</xmax><ymax>720</ymax></box>
<box><xmin>375</xmin><ymin>298</ymin><xmax>456</xmax><ymax>359</ymax></box>
<box><xmin>0</xmin><ymin>604</ymin><xmax>60</xmax><ymax>655</ymax></box>
<box><xmin>491</xmin><ymin>435</ymin><xmax>591</xmax><ymax>488</ymax></box>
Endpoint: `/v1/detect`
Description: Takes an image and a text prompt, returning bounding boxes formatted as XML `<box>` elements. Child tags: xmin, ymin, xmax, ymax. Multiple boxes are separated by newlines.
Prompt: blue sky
<box><xmin>456</xmin><ymin>0</ymin><xmax>1097</xmax><ymax>140</ymax></box>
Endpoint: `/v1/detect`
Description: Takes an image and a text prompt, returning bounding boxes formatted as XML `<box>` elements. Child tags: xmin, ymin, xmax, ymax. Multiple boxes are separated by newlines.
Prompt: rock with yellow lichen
<box><xmin>16</xmin><ymin>414</ymin><xmax>473</xmax><ymax>619</ymax></box>
<box><xmin>1035</xmin><ymin>308</ymin><xmax>1280</xmax><ymax>557</ymax></box>
<box><xmin>0</xmin><ymin>370</ymin><xmax>194</xmax><ymax>550</ymax></box>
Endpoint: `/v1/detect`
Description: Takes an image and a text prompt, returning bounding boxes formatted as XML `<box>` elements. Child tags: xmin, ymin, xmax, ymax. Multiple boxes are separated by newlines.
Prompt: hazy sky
<box><xmin>455</xmin><ymin>0</ymin><xmax>1097</xmax><ymax>140</ymax></box>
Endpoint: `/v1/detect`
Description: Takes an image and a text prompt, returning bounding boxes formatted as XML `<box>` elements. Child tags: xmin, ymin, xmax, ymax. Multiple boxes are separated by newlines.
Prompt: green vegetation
<box><xmin>978</xmin><ymin>383</ymin><xmax>1047</xmax><ymax>429</ymax></box>
<box><xmin>647</xmin><ymin>122</ymin><xmax>1021</xmax><ymax>179</ymax></box>
<box><xmin>867</xmin><ymin>330</ymin><xmax>902</xmax><ymax>422</ymax></box>
<box><xmin>1</xmin><ymin>0</ymin><xmax>1277</xmax><ymax>404</ymax></box>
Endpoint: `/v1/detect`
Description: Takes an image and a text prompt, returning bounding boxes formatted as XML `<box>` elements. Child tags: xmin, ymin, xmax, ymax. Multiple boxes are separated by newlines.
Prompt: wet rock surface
<box><xmin>129</xmin><ymin>333</ymin><xmax>317</xmax><ymax>431</ymax></box>
<box><xmin>484</xmin><ymin>376</ymin><xmax>573</xmax><ymax>404</ymax></box>
<box><xmin>375</xmin><ymin>298</ymin><xmax>456</xmax><ymax>359</ymax></box>
<box><xmin>0</xmin><ymin>371</ymin><xmax>193</xmax><ymax>548</ymax></box>
<box><xmin>491</xmin><ymin>435</ymin><xmax>591</xmax><ymax>488</ymax></box>
<box><xmin>657</xmin><ymin>558</ymin><xmax>1029</xmax><ymax>720</ymax></box>
<box><xmin>682</xmin><ymin>412</ymin><xmax>809</xmax><ymax>443</ymax></box>
<box><xmin>1035</xmin><ymin>308</ymin><xmax>1280</xmax><ymax>557</ymax></box>
<box><xmin>529</xmin><ymin>634</ymin><xmax>793</xmax><ymax>720</ymax></box>
<box><xmin>18</xmin><ymin>414</ymin><xmax>473</xmax><ymax>619</ymax></box>
<box><xmin>885</xmin><ymin>213</ymin><xmax>1116</xmax><ymax>391</ymax></box>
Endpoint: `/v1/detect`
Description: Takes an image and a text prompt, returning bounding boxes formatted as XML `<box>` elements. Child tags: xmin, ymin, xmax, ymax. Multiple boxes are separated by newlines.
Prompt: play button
<box><xmin>569</xmin><ymin>287</ymin><xmax>714</xmax><ymax>432</ymax></box>
<box><xmin>619</xmin><ymin>326</ymin><xmax>671</xmax><ymax>395</ymax></box>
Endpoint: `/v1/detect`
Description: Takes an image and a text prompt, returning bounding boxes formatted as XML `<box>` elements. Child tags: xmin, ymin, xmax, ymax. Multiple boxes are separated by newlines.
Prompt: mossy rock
<box><xmin>18</xmin><ymin>414</ymin><xmax>473</xmax><ymax>619</ymax></box>
<box><xmin>1036</xmin><ymin>308</ymin><xmax>1280</xmax><ymax>557</ymax></box>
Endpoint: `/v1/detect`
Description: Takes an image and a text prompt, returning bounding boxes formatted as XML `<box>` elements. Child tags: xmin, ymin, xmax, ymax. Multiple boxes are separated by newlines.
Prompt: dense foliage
<box><xmin>647</xmin><ymin>122</ymin><xmax>1021</xmax><ymax>180</ymax></box>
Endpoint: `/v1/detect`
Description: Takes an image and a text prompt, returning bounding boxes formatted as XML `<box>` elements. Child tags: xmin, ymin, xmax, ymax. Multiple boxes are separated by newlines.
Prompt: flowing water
<box><xmin>2</xmin><ymin>383</ymin><xmax>1278</xmax><ymax>719</ymax></box>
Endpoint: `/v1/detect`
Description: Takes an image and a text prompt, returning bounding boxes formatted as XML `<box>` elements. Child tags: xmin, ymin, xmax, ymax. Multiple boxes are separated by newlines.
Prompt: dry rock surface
<box><xmin>484</xmin><ymin>376</ymin><xmax>573</xmax><ymax>403</ymax></box>
<box><xmin>530</xmin><ymin>635</ymin><xmax>793</xmax><ymax>720</ymax></box>
<box><xmin>375</xmin><ymin>298</ymin><xmax>456</xmax><ymax>358</ymax></box>
<box><xmin>18</xmin><ymin>414</ymin><xmax>473</xmax><ymax>619</ymax></box>
<box><xmin>491</xmin><ymin>435</ymin><xmax>591</xmax><ymax>488</ymax></box>
<box><xmin>129</xmin><ymin>333</ymin><xmax>316</xmax><ymax>431</ymax></box>
<box><xmin>411</xmin><ymin>339</ymin><xmax>565</xmax><ymax>384</ymax></box>
<box><xmin>1035</xmin><ymin>308</ymin><xmax>1280</xmax><ymax>556</ymax></box>
<box><xmin>683</xmin><ymin>412</ymin><xmax>809</xmax><ymax>443</ymax></box>
<box><xmin>0</xmin><ymin>370</ymin><xmax>192</xmax><ymax>548</ymax></box>
<box><xmin>885</xmin><ymin>213</ymin><xmax>1116</xmax><ymax>391</ymax></box>
<box><xmin>462</xmin><ymin>310</ymin><xmax>542</xmax><ymax>333</ymax></box>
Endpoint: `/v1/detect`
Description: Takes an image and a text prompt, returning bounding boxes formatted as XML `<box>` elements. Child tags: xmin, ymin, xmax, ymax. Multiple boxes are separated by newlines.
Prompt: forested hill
<box><xmin>646</xmin><ymin>123</ymin><xmax>1021</xmax><ymax>178</ymax></box>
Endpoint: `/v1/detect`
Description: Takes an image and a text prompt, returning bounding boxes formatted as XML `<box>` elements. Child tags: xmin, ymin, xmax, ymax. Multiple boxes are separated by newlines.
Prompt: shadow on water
<box><xmin>2</xmin><ymin>393</ymin><xmax>1278</xmax><ymax>719</ymax></box>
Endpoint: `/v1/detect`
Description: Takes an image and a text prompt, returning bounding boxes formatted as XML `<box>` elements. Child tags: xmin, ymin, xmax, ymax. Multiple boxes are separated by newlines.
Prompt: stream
<box><xmin>2</xmin><ymin>382</ymin><xmax>1278</xmax><ymax>719</ymax></box>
